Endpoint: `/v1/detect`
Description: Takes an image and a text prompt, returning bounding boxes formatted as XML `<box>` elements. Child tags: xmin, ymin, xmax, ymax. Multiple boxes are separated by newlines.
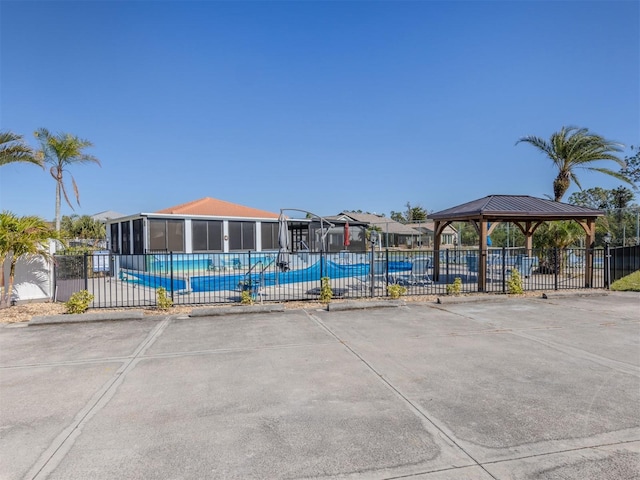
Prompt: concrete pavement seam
<box><xmin>303</xmin><ymin>310</ymin><xmax>499</xmax><ymax>480</ymax></box>
<box><xmin>0</xmin><ymin>356</ymin><xmax>132</xmax><ymax>370</ymax></box>
<box><xmin>27</xmin><ymin>318</ymin><xmax>171</xmax><ymax>480</ymax></box>
<box><xmin>138</xmin><ymin>341</ymin><xmax>339</xmax><ymax>359</ymax></box>
<box><xmin>510</xmin><ymin>330</ymin><xmax>640</xmax><ymax>377</ymax></box>
<box><xmin>479</xmin><ymin>438</ymin><xmax>640</xmax><ymax>467</ymax></box>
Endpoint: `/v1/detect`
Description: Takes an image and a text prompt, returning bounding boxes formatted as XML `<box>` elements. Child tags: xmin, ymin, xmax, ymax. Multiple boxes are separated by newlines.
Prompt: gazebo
<box><xmin>429</xmin><ymin>195</ymin><xmax>605</xmax><ymax>291</ymax></box>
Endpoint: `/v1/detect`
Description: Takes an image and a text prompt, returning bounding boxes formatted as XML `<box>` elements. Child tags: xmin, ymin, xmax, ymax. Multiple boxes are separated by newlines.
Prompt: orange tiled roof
<box><xmin>156</xmin><ymin>197</ymin><xmax>279</xmax><ymax>219</ymax></box>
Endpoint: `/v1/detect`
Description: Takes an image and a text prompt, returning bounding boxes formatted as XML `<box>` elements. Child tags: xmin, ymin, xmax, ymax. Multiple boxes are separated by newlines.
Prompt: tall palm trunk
<box><xmin>55</xmin><ymin>182</ymin><xmax>61</xmax><ymax>232</ymax></box>
<box><xmin>553</xmin><ymin>173</ymin><xmax>571</xmax><ymax>202</ymax></box>
<box><xmin>54</xmin><ymin>168</ymin><xmax>62</xmax><ymax>232</ymax></box>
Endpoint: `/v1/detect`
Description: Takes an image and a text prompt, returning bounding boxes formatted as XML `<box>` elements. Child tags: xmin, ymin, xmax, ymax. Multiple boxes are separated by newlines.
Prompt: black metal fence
<box><xmin>610</xmin><ymin>244</ymin><xmax>640</xmax><ymax>282</ymax></box>
<box><xmin>53</xmin><ymin>247</ymin><xmax>617</xmax><ymax>309</ymax></box>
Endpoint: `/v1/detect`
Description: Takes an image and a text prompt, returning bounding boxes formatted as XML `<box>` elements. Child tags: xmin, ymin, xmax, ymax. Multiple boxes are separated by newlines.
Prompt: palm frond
<box><xmin>59</xmin><ymin>180</ymin><xmax>75</xmax><ymax>210</ymax></box>
<box><xmin>71</xmin><ymin>175</ymin><xmax>81</xmax><ymax>206</ymax></box>
<box><xmin>586</xmin><ymin>167</ymin><xmax>634</xmax><ymax>185</ymax></box>
<box><xmin>518</xmin><ymin>125</ymin><xmax>626</xmax><ymax>201</ymax></box>
<box><xmin>0</xmin><ymin>131</ymin><xmax>42</xmax><ymax>167</ymax></box>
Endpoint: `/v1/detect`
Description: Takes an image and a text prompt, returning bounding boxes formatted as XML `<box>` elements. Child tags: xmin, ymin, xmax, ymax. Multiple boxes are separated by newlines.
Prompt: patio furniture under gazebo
<box><xmin>429</xmin><ymin>195</ymin><xmax>604</xmax><ymax>291</ymax></box>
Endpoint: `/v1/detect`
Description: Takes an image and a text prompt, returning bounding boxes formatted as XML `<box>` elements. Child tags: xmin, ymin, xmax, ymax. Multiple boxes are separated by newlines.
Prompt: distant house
<box><xmin>106</xmin><ymin>197</ymin><xmax>281</xmax><ymax>254</ymax></box>
<box><xmin>91</xmin><ymin>210</ymin><xmax>126</xmax><ymax>223</ymax></box>
<box><xmin>412</xmin><ymin>220</ymin><xmax>457</xmax><ymax>248</ymax></box>
<box><xmin>333</xmin><ymin>212</ymin><xmax>420</xmax><ymax>248</ymax></box>
<box><xmin>333</xmin><ymin>212</ymin><xmax>457</xmax><ymax>249</ymax></box>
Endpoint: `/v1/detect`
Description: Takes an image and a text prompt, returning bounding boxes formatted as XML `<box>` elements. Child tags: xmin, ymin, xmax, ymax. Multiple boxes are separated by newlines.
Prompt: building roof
<box><xmin>429</xmin><ymin>195</ymin><xmax>604</xmax><ymax>221</ymax></box>
<box><xmin>156</xmin><ymin>197</ymin><xmax>280</xmax><ymax>219</ymax></box>
<box><xmin>92</xmin><ymin>210</ymin><xmax>126</xmax><ymax>222</ymax></box>
<box><xmin>337</xmin><ymin>212</ymin><xmax>420</xmax><ymax>235</ymax></box>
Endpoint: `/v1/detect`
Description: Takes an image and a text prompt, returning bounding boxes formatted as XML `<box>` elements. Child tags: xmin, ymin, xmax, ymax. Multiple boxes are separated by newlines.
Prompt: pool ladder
<box><xmin>240</xmin><ymin>259</ymin><xmax>274</xmax><ymax>301</ymax></box>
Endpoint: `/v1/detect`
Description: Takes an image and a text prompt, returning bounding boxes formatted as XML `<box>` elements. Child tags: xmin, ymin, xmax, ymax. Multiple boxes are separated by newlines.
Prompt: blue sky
<box><xmin>1</xmin><ymin>0</ymin><xmax>638</xmax><ymax>220</ymax></box>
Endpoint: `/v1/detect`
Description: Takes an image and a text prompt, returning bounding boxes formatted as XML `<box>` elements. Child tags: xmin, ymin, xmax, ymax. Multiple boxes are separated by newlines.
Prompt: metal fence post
<box><xmin>83</xmin><ymin>252</ymin><xmax>88</xmax><ymax>291</ymax></box>
<box><xmin>385</xmin><ymin>248</ymin><xmax>389</xmax><ymax>297</ymax></box>
<box><xmin>604</xmin><ymin>242</ymin><xmax>611</xmax><ymax>289</ymax></box>
<box><xmin>445</xmin><ymin>249</ymin><xmax>450</xmax><ymax>284</ymax></box>
<box><xmin>170</xmin><ymin>251</ymin><xmax>174</xmax><ymax>302</ymax></box>
<box><xmin>248</xmin><ymin>251</ymin><xmax>252</xmax><ymax>293</ymax></box>
<box><xmin>369</xmin><ymin>243</ymin><xmax>375</xmax><ymax>298</ymax></box>
<box><xmin>501</xmin><ymin>246</ymin><xmax>506</xmax><ymax>294</ymax></box>
<box><xmin>554</xmin><ymin>247</ymin><xmax>558</xmax><ymax>291</ymax></box>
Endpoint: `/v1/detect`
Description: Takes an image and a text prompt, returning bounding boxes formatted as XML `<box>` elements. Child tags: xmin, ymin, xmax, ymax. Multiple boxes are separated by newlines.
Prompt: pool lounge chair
<box><xmin>397</xmin><ymin>257</ymin><xmax>432</xmax><ymax>285</ymax></box>
<box><xmin>352</xmin><ymin>260</ymin><xmax>389</xmax><ymax>292</ymax></box>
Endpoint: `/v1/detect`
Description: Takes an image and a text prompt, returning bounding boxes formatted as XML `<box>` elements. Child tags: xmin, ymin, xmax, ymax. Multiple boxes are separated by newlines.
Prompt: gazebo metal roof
<box><xmin>429</xmin><ymin>195</ymin><xmax>604</xmax><ymax>291</ymax></box>
<box><xmin>430</xmin><ymin>195</ymin><xmax>604</xmax><ymax>221</ymax></box>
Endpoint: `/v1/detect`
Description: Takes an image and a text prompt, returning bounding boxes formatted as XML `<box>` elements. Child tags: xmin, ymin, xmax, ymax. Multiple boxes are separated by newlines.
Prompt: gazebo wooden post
<box><xmin>433</xmin><ymin>220</ymin><xmax>442</xmax><ymax>281</ymax></box>
<box><xmin>525</xmin><ymin>221</ymin><xmax>533</xmax><ymax>255</ymax></box>
<box><xmin>478</xmin><ymin>218</ymin><xmax>488</xmax><ymax>292</ymax></box>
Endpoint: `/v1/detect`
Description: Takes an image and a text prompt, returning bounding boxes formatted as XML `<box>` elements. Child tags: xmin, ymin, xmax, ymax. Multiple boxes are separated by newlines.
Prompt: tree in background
<box><xmin>34</xmin><ymin>128</ymin><xmax>101</xmax><ymax>232</ymax></box>
<box><xmin>532</xmin><ymin>221</ymin><xmax>585</xmax><ymax>273</ymax></box>
<box><xmin>620</xmin><ymin>145</ymin><xmax>640</xmax><ymax>188</ymax></box>
<box><xmin>0</xmin><ymin>212</ymin><xmax>62</xmax><ymax>308</ymax></box>
<box><xmin>568</xmin><ymin>186</ymin><xmax>635</xmax><ymax>210</ymax></box>
<box><xmin>390</xmin><ymin>202</ymin><xmax>428</xmax><ymax>223</ymax></box>
<box><xmin>517</xmin><ymin>126</ymin><xmax>630</xmax><ymax>201</ymax></box>
<box><xmin>0</xmin><ymin>131</ymin><xmax>42</xmax><ymax>167</ymax></box>
<box><xmin>569</xmin><ymin>186</ymin><xmax>638</xmax><ymax>246</ymax></box>
<box><xmin>60</xmin><ymin>214</ymin><xmax>106</xmax><ymax>244</ymax></box>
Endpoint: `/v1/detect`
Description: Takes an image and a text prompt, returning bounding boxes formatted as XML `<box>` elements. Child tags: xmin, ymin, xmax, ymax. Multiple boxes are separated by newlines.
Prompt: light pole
<box><xmin>604</xmin><ymin>232</ymin><xmax>612</xmax><ymax>289</ymax></box>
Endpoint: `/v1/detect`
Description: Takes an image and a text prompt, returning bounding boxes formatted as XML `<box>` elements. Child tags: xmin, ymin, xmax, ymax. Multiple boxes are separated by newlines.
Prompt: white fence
<box><xmin>1</xmin><ymin>242</ymin><xmax>55</xmax><ymax>304</ymax></box>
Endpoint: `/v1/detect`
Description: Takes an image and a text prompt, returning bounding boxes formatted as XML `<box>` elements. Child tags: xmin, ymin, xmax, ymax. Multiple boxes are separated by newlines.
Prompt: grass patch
<box><xmin>610</xmin><ymin>270</ymin><xmax>640</xmax><ymax>292</ymax></box>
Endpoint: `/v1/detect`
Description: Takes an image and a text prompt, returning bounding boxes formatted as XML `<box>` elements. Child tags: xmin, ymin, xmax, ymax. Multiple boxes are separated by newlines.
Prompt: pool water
<box><xmin>122</xmin><ymin>259</ymin><xmax>383</xmax><ymax>292</ymax></box>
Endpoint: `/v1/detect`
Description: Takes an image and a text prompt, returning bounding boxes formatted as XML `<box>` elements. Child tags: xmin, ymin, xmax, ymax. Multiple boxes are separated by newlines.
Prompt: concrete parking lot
<box><xmin>1</xmin><ymin>292</ymin><xmax>639</xmax><ymax>479</ymax></box>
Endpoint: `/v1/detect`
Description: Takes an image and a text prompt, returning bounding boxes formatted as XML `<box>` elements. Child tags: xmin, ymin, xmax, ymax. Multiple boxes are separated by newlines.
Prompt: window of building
<box><xmin>167</xmin><ymin>220</ymin><xmax>184</xmax><ymax>251</ymax></box>
<box><xmin>148</xmin><ymin>219</ymin><xmax>185</xmax><ymax>252</ymax></box>
<box><xmin>261</xmin><ymin>222</ymin><xmax>278</xmax><ymax>250</ymax></box>
<box><xmin>192</xmin><ymin>220</ymin><xmax>223</xmax><ymax>251</ymax></box>
<box><xmin>121</xmin><ymin>221</ymin><xmax>131</xmax><ymax>254</ymax></box>
<box><xmin>110</xmin><ymin>223</ymin><xmax>119</xmax><ymax>253</ymax></box>
<box><xmin>133</xmin><ymin>219</ymin><xmax>144</xmax><ymax>254</ymax></box>
<box><xmin>228</xmin><ymin>221</ymin><xmax>255</xmax><ymax>250</ymax></box>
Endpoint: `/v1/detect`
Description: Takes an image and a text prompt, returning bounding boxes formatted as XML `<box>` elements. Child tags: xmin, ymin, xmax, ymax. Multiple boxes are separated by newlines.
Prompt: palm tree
<box><xmin>517</xmin><ymin>126</ymin><xmax>630</xmax><ymax>201</ymax></box>
<box><xmin>0</xmin><ymin>131</ymin><xmax>42</xmax><ymax>167</ymax></box>
<box><xmin>34</xmin><ymin>128</ymin><xmax>101</xmax><ymax>232</ymax></box>
<box><xmin>0</xmin><ymin>211</ymin><xmax>62</xmax><ymax>308</ymax></box>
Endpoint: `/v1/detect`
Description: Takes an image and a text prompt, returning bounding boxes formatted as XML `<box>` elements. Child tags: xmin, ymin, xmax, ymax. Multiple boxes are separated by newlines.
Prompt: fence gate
<box><xmin>54</xmin><ymin>255</ymin><xmax>87</xmax><ymax>302</ymax></box>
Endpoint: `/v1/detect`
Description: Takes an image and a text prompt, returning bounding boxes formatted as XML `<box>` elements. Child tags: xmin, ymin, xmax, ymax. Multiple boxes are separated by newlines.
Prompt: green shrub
<box><xmin>240</xmin><ymin>289</ymin><xmax>254</xmax><ymax>305</ymax></box>
<box><xmin>446</xmin><ymin>277</ymin><xmax>462</xmax><ymax>296</ymax></box>
<box><xmin>507</xmin><ymin>268</ymin><xmax>524</xmax><ymax>294</ymax></box>
<box><xmin>156</xmin><ymin>287</ymin><xmax>173</xmax><ymax>311</ymax></box>
<box><xmin>320</xmin><ymin>277</ymin><xmax>333</xmax><ymax>304</ymax></box>
<box><xmin>387</xmin><ymin>284</ymin><xmax>407</xmax><ymax>299</ymax></box>
<box><xmin>65</xmin><ymin>290</ymin><xmax>94</xmax><ymax>314</ymax></box>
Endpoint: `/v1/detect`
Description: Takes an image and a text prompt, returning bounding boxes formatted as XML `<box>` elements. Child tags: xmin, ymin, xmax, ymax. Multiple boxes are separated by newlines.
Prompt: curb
<box><xmin>435</xmin><ymin>295</ymin><xmax>509</xmax><ymax>305</ymax></box>
<box><xmin>29</xmin><ymin>310</ymin><xmax>145</xmax><ymax>326</ymax></box>
<box><xmin>327</xmin><ymin>300</ymin><xmax>406</xmax><ymax>312</ymax></box>
<box><xmin>537</xmin><ymin>291</ymin><xmax>610</xmax><ymax>299</ymax></box>
<box><xmin>436</xmin><ymin>290</ymin><xmax>610</xmax><ymax>304</ymax></box>
<box><xmin>190</xmin><ymin>304</ymin><xmax>286</xmax><ymax>317</ymax></box>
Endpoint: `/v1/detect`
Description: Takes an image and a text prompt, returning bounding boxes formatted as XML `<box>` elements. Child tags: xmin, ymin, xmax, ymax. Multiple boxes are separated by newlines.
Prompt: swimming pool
<box><xmin>121</xmin><ymin>259</ymin><xmax>392</xmax><ymax>292</ymax></box>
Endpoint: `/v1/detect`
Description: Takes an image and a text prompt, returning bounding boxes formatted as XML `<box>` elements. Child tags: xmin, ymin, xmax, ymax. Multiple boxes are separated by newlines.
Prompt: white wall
<box><xmin>1</xmin><ymin>242</ymin><xmax>55</xmax><ymax>304</ymax></box>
